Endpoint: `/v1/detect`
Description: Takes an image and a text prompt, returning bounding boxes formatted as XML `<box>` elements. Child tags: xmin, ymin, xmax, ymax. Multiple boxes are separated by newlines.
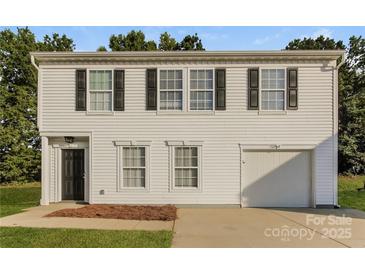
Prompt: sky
<box><xmin>1</xmin><ymin>26</ymin><xmax>364</xmax><ymax>51</ymax></box>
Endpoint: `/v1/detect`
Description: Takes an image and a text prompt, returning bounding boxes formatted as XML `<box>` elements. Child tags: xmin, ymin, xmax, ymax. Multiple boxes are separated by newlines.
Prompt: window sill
<box><xmin>86</xmin><ymin>111</ymin><xmax>114</xmax><ymax>116</ymax></box>
<box><xmin>169</xmin><ymin>187</ymin><xmax>202</xmax><ymax>193</ymax></box>
<box><xmin>258</xmin><ymin>111</ymin><xmax>288</xmax><ymax>116</ymax></box>
<box><xmin>117</xmin><ymin>187</ymin><xmax>149</xmax><ymax>192</ymax></box>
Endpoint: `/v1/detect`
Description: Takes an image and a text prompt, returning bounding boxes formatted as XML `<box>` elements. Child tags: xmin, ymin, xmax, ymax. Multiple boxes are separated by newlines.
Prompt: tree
<box><xmin>96</xmin><ymin>46</ymin><xmax>107</xmax><ymax>52</ymax></box>
<box><xmin>286</xmin><ymin>35</ymin><xmax>365</xmax><ymax>175</ymax></box>
<box><xmin>107</xmin><ymin>30</ymin><xmax>205</xmax><ymax>52</ymax></box>
<box><xmin>0</xmin><ymin>27</ymin><xmax>74</xmax><ymax>183</ymax></box>
<box><xmin>178</xmin><ymin>33</ymin><xmax>204</xmax><ymax>50</ymax></box>
<box><xmin>285</xmin><ymin>35</ymin><xmax>345</xmax><ymax>50</ymax></box>
<box><xmin>39</xmin><ymin>33</ymin><xmax>75</xmax><ymax>51</ymax></box>
<box><xmin>159</xmin><ymin>32</ymin><xmax>178</xmax><ymax>51</ymax></box>
<box><xmin>145</xmin><ymin>40</ymin><xmax>157</xmax><ymax>51</ymax></box>
<box><xmin>109</xmin><ymin>30</ymin><xmax>156</xmax><ymax>51</ymax></box>
<box><xmin>338</xmin><ymin>36</ymin><xmax>365</xmax><ymax>174</ymax></box>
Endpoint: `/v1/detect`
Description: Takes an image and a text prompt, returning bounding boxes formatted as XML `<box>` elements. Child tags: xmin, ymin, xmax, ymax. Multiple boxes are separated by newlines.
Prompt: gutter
<box><xmin>30</xmin><ymin>50</ymin><xmax>346</xmax><ymax>63</ymax></box>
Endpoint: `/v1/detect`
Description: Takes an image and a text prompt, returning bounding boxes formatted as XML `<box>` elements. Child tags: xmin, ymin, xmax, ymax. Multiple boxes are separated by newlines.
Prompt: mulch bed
<box><xmin>45</xmin><ymin>205</ymin><xmax>177</xmax><ymax>221</ymax></box>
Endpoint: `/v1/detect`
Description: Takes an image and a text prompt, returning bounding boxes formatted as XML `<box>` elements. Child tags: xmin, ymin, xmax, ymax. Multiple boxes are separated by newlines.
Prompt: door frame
<box><xmin>61</xmin><ymin>148</ymin><xmax>86</xmax><ymax>201</ymax></box>
<box><xmin>56</xmin><ymin>144</ymin><xmax>89</xmax><ymax>203</ymax></box>
<box><xmin>40</xmin><ymin>131</ymin><xmax>92</xmax><ymax>205</ymax></box>
<box><xmin>239</xmin><ymin>143</ymin><xmax>316</xmax><ymax>208</ymax></box>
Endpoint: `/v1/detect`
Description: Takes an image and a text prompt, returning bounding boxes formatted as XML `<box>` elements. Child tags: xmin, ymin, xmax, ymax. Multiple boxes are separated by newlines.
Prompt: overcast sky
<box><xmin>2</xmin><ymin>26</ymin><xmax>364</xmax><ymax>51</ymax></box>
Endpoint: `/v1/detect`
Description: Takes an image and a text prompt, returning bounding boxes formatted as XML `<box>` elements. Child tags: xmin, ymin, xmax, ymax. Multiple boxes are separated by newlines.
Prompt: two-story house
<box><xmin>30</xmin><ymin>50</ymin><xmax>345</xmax><ymax>207</ymax></box>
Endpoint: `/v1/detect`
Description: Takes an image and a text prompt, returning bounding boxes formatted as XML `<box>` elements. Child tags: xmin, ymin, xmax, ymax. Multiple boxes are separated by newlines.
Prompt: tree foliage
<box><xmin>39</xmin><ymin>33</ymin><xmax>75</xmax><ymax>51</ymax></box>
<box><xmin>286</xmin><ymin>35</ymin><xmax>346</xmax><ymax>50</ymax></box>
<box><xmin>158</xmin><ymin>32</ymin><xmax>178</xmax><ymax>51</ymax></box>
<box><xmin>107</xmin><ymin>30</ymin><xmax>205</xmax><ymax>51</ymax></box>
<box><xmin>0</xmin><ymin>27</ymin><xmax>74</xmax><ymax>183</ymax></box>
<box><xmin>157</xmin><ymin>32</ymin><xmax>204</xmax><ymax>51</ymax></box>
<box><xmin>286</xmin><ymin>35</ymin><xmax>365</xmax><ymax>174</ymax></box>
<box><xmin>178</xmin><ymin>33</ymin><xmax>204</xmax><ymax>50</ymax></box>
<box><xmin>96</xmin><ymin>45</ymin><xmax>107</xmax><ymax>52</ymax></box>
<box><xmin>109</xmin><ymin>30</ymin><xmax>157</xmax><ymax>51</ymax></box>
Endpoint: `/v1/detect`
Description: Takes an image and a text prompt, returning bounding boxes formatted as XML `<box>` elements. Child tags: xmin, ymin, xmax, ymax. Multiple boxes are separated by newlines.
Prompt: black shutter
<box><xmin>75</xmin><ymin>69</ymin><xmax>86</xmax><ymax>111</ymax></box>
<box><xmin>287</xmin><ymin>68</ymin><xmax>298</xmax><ymax>110</ymax></box>
<box><xmin>114</xmin><ymin>70</ymin><xmax>125</xmax><ymax>111</ymax></box>
<box><xmin>146</xmin><ymin>69</ymin><xmax>157</xmax><ymax>110</ymax></box>
<box><xmin>215</xmin><ymin>69</ymin><xmax>226</xmax><ymax>110</ymax></box>
<box><xmin>248</xmin><ymin>68</ymin><xmax>259</xmax><ymax>110</ymax></box>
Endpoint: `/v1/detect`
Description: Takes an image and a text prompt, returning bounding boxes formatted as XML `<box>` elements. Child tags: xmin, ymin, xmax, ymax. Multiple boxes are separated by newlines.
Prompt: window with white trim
<box><xmin>190</xmin><ymin>69</ymin><xmax>213</xmax><ymax>110</ymax></box>
<box><xmin>89</xmin><ymin>70</ymin><xmax>112</xmax><ymax>111</ymax></box>
<box><xmin>261</xmin><ymin>69</ymin><xmax>285</xmax><ymax>111</ymax></box>
<box><xmin>159</xmin><ymin>70</ymin><xmax>183</xmax><ymax>110</ymax></box>
<box><xmin>174</xmin><ymin>147</ymin><xmax>199</xmax><ymax>188</ymax></box>
<box><xmin>122</xmin><ymin>147</ymin><xmax>146</xmax><ymax>188</ymax></box>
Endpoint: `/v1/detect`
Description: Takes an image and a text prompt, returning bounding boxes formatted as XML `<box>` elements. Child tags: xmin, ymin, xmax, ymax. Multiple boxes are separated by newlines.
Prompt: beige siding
<box><xmin>40</xmin><ymin>62</ymin><xmax>336</xmax><ymax>205</ymax></box>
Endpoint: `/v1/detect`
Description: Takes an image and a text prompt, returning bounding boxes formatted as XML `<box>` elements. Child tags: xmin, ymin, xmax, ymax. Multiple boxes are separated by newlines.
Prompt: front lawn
<box><xmin>0</xmin><ymin>183</ymin><xmax>172</xmax><ymax>247</ymax></box>
<box><xmin>338</xmin><ymin>175</ymin><xmax>365</xmax><ymax>212</ymax></box>
<box><xmin>0</xmin><ymin>183</ymin><xmax>41</xmax><ymax>217</ymax></box>
<box><xmin>0</xmin><ymin>227</ymin><xmax>173</xmax><ymax>248</ymax></box>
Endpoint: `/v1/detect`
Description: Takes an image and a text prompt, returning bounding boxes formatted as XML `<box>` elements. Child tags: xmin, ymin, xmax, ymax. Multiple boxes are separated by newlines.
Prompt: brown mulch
<box><xmin>45</xmin><ymin>205</ymin><xmax>177</xmax><ymax>221</ymax></box>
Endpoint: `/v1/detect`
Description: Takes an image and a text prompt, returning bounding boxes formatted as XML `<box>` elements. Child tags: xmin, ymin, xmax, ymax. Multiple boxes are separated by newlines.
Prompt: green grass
<box><xmin>338</xmin><ymin>175</ymin><xmax>365</xmax><ymax>212</ymax></box>
<box><xmin>0</xmin><ymin>183</ymin><xmax>172</xmax><ymax>247</ymax></box>
<box><xmin>0</xmin><ymin>183</ymin><xmax>41</xmax><ymax>217</ymax></box>
<box><xmin>0</xmin><ymin>227</ymin><xmax>173</xmax><ymax>248</ymax></box>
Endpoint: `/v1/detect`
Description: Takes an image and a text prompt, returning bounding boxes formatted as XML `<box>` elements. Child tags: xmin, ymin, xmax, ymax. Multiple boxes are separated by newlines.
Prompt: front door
<box><xmin>62</xmin><ymin>149</ymin><xmax>85</xmax><ymax>200</ymax></box>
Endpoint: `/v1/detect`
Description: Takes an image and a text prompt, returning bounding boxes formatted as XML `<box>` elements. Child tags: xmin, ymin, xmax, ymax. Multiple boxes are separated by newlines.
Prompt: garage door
<box><xmin>242</xmin><ymin>151</ymin><xmax>312</xmax><ymax>207</ymax></box>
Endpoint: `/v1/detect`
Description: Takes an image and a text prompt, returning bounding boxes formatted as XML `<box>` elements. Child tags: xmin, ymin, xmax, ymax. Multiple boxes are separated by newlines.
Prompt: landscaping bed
<box><xmin>45</xmin><ymin>204</ymin><xmax>177</xmax><ymax>221</ymax></box>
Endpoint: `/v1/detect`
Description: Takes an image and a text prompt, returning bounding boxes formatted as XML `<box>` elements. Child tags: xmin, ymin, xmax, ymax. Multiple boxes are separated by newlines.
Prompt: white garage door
<box><xmin>242</xmin><ymin>151</ymin><xmax>312</xmax><ymax>207</ymax></box>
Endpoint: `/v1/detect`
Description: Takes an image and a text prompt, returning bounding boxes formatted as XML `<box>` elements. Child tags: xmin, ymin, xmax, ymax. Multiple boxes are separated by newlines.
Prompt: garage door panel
<box><xmin>242</xmin><ymin>151</ymin><xmax>311</xmax><ymax>207</ymax></box>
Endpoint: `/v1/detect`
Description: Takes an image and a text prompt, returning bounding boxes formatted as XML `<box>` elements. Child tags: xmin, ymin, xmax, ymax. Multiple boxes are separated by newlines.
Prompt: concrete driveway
<box><xmin>172</xmin><ymin>207</ymin><xmax>365</xmax><ymax>247</ymax></box>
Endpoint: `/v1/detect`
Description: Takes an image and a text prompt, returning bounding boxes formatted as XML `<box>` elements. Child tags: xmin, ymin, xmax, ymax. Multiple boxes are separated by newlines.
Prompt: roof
<box><xmin>31</xmin><ymin>50</ymin><xmax>345</xmax><ymax>63</ymax></box>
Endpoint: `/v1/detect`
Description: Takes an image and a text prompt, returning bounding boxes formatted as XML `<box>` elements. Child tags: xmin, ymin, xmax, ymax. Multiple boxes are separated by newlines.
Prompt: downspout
<box><xmin>336</xmin><ymin>52</ymin><xmax>346</xmax><ymax>69</ymax></box>
<box><xmin>333</xmin><ymin>52</ymin><xmax>346</xmax><ymax>208</ymax></box>
<box><xmin>31</xmin><ymin>55</ymin><xmax>41</xmax><ymax>130</ymax></box>
<box><xmin>31</xmin><ymin>55</ymin><xmax>39</xmax><ymax>71</ymax></box>
<box><xmin>31</xmin><ymin>55</ymin><xmax>49</xmax><ymax>205</ymax></box>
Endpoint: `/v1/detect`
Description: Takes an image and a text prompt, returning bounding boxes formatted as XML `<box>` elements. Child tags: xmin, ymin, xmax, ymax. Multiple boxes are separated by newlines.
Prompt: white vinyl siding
<box><xmin>89</xmin><ymin>70</ymin><xmax>112</xmax><ymax>111</ymax></box>
<box><xmin>159</xmin><ymin>70</ymin><xmax>183</xmax><ymax>110</ymax></box>
<box><xmin>261</xmin><ymin>69</ymin><xmax>285</xmax><ymax>111</ymax></box>
<box><xmin>190</xmin><ymin>69</ymin><xmax>214</xmax><ymax>110</ymax></box>
<box><xmin>41</xmin><ymin>62</ymin><xmax>336</xmax><ymax>206</ymax></box>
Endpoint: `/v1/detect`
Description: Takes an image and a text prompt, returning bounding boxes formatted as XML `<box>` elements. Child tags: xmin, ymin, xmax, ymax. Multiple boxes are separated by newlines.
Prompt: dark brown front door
<box><xmin>62</xmin><ymin>149</ymin><xmax>85</xmax><ymax>200</ymax></box>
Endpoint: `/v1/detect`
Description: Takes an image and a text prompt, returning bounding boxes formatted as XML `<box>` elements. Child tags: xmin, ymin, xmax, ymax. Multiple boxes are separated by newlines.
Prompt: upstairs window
<box><xmin>89</xmin><ymin>70</ymin><xmax>112</xmax><ymax>111</ymax></box>
<box><xmin>159</xmin><ymin>70</ymin><xmax>183</xmax><ymax>110</ymax></box>
<box><xmin>261</xmin><ymin>69</ymin><xmax>285</xmax><ymax>111</ymax></box>
<box><xmin>190</xmin><ymin>69</ymin><xmax>214</xmax><ymax>111</ymax></box>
